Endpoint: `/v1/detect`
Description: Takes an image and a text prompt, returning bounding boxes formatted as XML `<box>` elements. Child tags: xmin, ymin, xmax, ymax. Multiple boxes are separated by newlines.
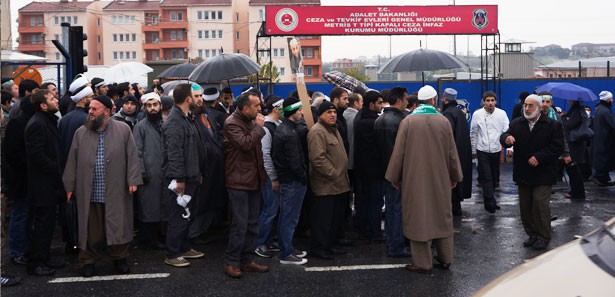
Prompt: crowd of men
<box><xmin>1</xmin><ymin>75</ymin><xmax>614</xmax><ymax>285</ymax></box>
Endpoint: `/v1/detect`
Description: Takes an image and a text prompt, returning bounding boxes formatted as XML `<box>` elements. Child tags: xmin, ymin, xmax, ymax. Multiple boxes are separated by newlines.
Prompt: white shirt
<box><xmin>470</xmin><ymin>107</ymin><xmax>510</xmax><ymax>154</ymax></box>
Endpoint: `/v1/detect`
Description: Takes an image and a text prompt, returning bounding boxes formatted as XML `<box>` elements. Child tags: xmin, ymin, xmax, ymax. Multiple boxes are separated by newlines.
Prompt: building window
<box><xmin>119</xmin><ymin>34</ymin><xmax>124</xmax><ymax>42</ymax></box>
<box><xmin>125</xmin><ymin>51</ymin><xmax>130</xmax><ymax>59</ymax></box>
<box><xmin>236</xmin><ymin>32</ymin><xmax>239</xmax><ymax>40</ymax></box>
<box><xmin>152</xmin><ymin>15</ymin><xmax>158</xmax><ymax>25</ymax></box>
<box><xmin>98</xmin><ymin>53</ymin><xmax>101</xmax><ymax>61</ymax></box>
<box><xmin>97</xmin><ymin>18</ymin><xmax>100</xmax><ymax>26</ymax></box>
<box><xmin>170</xmin><ymin>31</ymin><xmax>177</xmax><ymax>40</ymax></box>
<box><xmin>280</xmin><ymin>67</ymin><xmax>285</xmax><ymax>76</ymax></box>
<box><xmin>113</xmin><ymin>51</ymin><xmax>118</xmax><ymax>59</ymax></box>
<box><xmin>305</xmin><ymin>67</ymin><xmax>313</xmax><ymax>76</ymax></box>
<box><xmin>236</xmin><ymin>13</ymin><xmax>239</xmax><ymax>22</ymax></box>
<box><xmin>273</xmin><ymin>48</ymin><xmax>278</xmax><ymax>57</ymax></box>
<box><xmin>131</xmin><ymin>16</ymin><xmax>136</xmax><ymax>24</ymax></box>
<box><xmin>204</xmin><ymin>11</ymin><xmax>209</xmax><ymax>20</ymax></box>
<box><xmin>177</xmin><ymin>31</ymin><xmax>183</xmax><ymax>40</ymax></box>
<box><xmin>132</xmin><ymin>52</ymin><xmax>137</xmax><ymax>60</ymax></box>
<box><xmin>305</xmin><ymin>48</ymin><xmax>313</xmax><ymax>58</ymax></box>
<box><xmin>178</xmin><ymin>51</ymin><xmax>184</xmax><ymax>59</ymax></box>
<box><xmin>170</xmin><ymin>12</ymin><xmax>176</xmax><ymax>21</ymax></box>
<box><xmin>74</xmin><ymin>16</ymin><xmax>78</xmax><ymax>25</ymax></box>
<box><xmin>198</xmin><ymin>49</ymin><xmax>202</xmax><ymax>57</ymax></box>
<box><xmin>205</xmin><ymin>49</ymin><xmax>210</xmax><ymax>58</ymax></box>
<box><xmin>212</xmin><ymin>49</ymin><xmax>217</xmax><ymax>57</ymax></box>
<box><xmin>259</xmin><ymin>9</ymin><xmax>264</xmax><ymax>21</ymax></box>
<box><xmin>171</xmin><ymin>50</ymin><xmax>177</xmax><ymax>59</ymax></box>
<box><xmin>205</xmin><ymin>31</ymin><xmax>209</xmax><ymax>39</ymax></box>
<box><xmin>211</xmin><ymin>31</ymin><xmax>216</xmax><ymax>39</ymax></box>
<box><xmin>132</xmin><ymin>34</ymin><xmax>136</xmax><ymax>42</ymax></box>
<box><xmin>54</xmin><ymin>34</ymin><xmax>59</xmax><ymax>41</ymax></box>
<box><xmin>120</xmin><ymin>52</ymin><xmax>125</xmax><ymax>59</ymax></box>
<box><xmin>112</xmin><ymin>16</ymin><xmax>117</xmax><ymax>24</ymax></box>
<box><xmin>97</xmin><ymin>35</ymin><xmax>100</xmax><ymax>43</ymax></box>
<box><xmin>197</xmin><ymin>11</ymin><xmax>202</xmax><ymax>20</ymax></box>
<box><xmin>178</xmin><ymin>12</ymin><xmax>183</xmax><ymax>21</ymax></box>
<box><xmin>198</xmin><ymin>31</ymin><xmax>203</xmax><ymax>39</ymax></box>
<box><xmin>211</xmin><ymin>11</ymin><xmax>216</xmax><ymax>20</ymax></box>
<box><xmin>113</xmin><ymin>34</ymin><xmax>117</xmax><ymax>42</ymax></box>
<box><xmin>280</xmin><ymin>48</ymin><xmax>285</xmax><ymax>57</ymax></box>
<box><xmin>55</xmin><ymin>53</ymin><xmax>60</xmax><ymax>60</ymax></box>
<box><xmin>125</xmin><ymin>34</ymin><xmax>129</xmax><ymax>42</ymax></box>
<box><xmin>218</xmin><ymin>11</ymin><xmax>222</xmax><ymax>19</ymax></box>
<box><xmin>218</xmin><ymin>30</ymin><xmax>223</xmax><ymax>38</ymax></box>
<box><xmin>61</xmin><ymin>16</ymin><xmax>66</xmax><ymax>23</ymax></box>
<box><xmin>54</xmin><ymin>16</ymin><xmax>59</xmax><ymax>25</ymax></box>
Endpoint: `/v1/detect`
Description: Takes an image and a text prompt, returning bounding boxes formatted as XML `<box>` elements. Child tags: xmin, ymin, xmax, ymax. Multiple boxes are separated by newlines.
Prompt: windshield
<box><xmin>580</xmin><ymin>217</ymin><xmax>615</xmax><ymax>277</ymax></box>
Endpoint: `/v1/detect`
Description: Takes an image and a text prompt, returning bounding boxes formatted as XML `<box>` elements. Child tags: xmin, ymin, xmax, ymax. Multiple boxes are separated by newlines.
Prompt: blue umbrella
<box><xmin>535</xmin><ymin>82</ymin><xmax>597</xmax><ymax>101</ymax></box>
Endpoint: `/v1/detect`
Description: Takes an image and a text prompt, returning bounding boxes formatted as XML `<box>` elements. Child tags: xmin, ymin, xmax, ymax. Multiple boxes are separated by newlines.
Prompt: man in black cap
<box><xmin>271</xmin><ymin>97</ymin><xmax>309</xmax><ymax>265</ymax></box>
<box><xmin>161</xmin><ymin>95</ymin><xmax>173</xmax><ymax>121</ymax></box>
<box><xmin>307</xmin><ymin>101</ymin><xmax>350</xmax><ymax>260</ymax></box>
<box><xmin>63</xmin><ymin>95</ymin><xmax>142</xmax><ymax>277</ymax></box>
<box><xmin>202</xmin><ymin>87</ymin><xmax>226</xmax><ymax>143</ymax></box>
<box><xmin>112</xmin><ymin>95</ymin><xmax>140</xmax><ymax>130</ymax></box>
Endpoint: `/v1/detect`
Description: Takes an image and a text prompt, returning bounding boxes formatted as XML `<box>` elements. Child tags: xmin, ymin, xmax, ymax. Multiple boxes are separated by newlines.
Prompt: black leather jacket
<box><xmin>374</xmin><ymin>107</ymin><xmax>406</xmax><ymax>178</ymax></box>
<box><xmin>271</xmin><ymin>118</ymin><xmax>308</xmax><ymax>184</ymax></box>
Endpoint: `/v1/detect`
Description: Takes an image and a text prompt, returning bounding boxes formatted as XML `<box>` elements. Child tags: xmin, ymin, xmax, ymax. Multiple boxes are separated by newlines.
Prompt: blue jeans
<box><xmin>278</xmin><ymin>181</ymin><xmax>307</xmax><ymax>258</ymax></box>
<box><xmin>8</xmin><ymin>198</ymin><xmax>30</xmax><ymax>258</ymax></box>
<box><xmin>384</xmin><ymin>182</ymin><xmax>408</xmax><ymax>256</ymax></box>
<box><xmin>256</xmin><ymin>178</ymin><xmax>279</xmax><ymax>248</ymax></box>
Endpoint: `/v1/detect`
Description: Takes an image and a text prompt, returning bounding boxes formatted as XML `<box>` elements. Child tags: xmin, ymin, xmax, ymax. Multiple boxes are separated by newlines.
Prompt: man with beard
<box><xmin>441</xmin><ymin>88</ymin><xmax>473</xmax><ymax>216</ymax></box>
<box><xmin>90</xmin><ymin>78</ymin><xmax>108</xmax><ymax>97</ymax></box>
<box><xmin>162</xmin><ymin>84</ymin><xmax>206</xmax><ymax>267</ymax></box>
<box><xmin>329</xmin><ymin>87</ymin><xmax>349</xmax><ymax>153</ymax></box>
<box><xmin>24</xmin><ymin>90</ymin><xmax>66</xmax><ymax>276</ymax></box>
<box><xmin>223</xmin><ymin>92</ymin><xmax>269</xmax><ymax>278</ymax></box>
<box><xmin>113</xmin><ymin>95</ymin><xmax>139</xmax><ymax>130</ymax></box>
<box><xmin>501</xmin><ymin>94</ymin><xmax>564</xmax><ymax>250</ymax></box>
<box><xmin>202</xmin><ymin>88</ymin><xmax>227</xmax><ymax>143</ymax></box>
<box><xmin>133</xmin><ymin>93</ymin><xmax>166</xmax><ymax>250</ymax></box>
<box><xmin>590</xmin><ymin>91</ymin><xmax>615</xmax><ymax>186</ymax></box>
<box><xmin>215</xmin><ymin>87</ymin><xmax>235</xmax><ymax>115</ymax></box>
<box><xmin>58</xmin><ymin>79</ymin><xmax>94</xmax><ymax>254</ymax></box>
<box><xmin>63</xmin><ymin>95</ymin><xmax>142</xmax><ymax>277</ymax></box>
<box><xmin>385</xmin><ymin>85</ymin><xmax>462</xmax><ymax>274</ymax></box>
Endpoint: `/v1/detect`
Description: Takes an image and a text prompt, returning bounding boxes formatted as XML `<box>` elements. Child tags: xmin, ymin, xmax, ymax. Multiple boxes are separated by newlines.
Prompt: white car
<box><xmin>474</xmin><ymin>217</ymin><xmax>615</xmax><ymax>297</ymax></box>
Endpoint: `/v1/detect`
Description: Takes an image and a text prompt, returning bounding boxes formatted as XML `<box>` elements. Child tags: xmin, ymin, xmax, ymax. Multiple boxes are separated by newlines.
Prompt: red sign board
<box><xmin>265</xmin><ymin>5</ymin><xmax>498</xmax><ymax>36</ymax></box>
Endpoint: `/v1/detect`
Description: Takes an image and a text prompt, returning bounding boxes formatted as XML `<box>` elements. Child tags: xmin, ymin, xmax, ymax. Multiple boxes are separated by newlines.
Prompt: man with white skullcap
<box><xmin>133</xmin><ymin>92</ymin><xmax>166</xmax><ymax>250</ymax></box>
<box><xmin>501</xmin><ymin>94</ymin><xmax>564</xmax><ymax>251</ymax></box>
<box><xmin>590</xmin><ymin>91</ymin><xmax>615</xmax><ymax>186</ymax></box>
<box><xmin>385</xmin><ymin>85</ymin><xmax>462</xmax><ymax>274</ymax></box>
<box><xmin>91</xmin><ymin>78</ymin><xmax>108</xmax><ymax>97</ymax></box>
<box><xmin>60</xmin><ymin>74</ymin><xmax>89</xmax><ymax>115</ymax></box>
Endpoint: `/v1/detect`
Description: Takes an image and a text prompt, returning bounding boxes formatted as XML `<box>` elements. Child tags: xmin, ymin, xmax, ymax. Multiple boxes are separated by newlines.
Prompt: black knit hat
<box><xmin>93</xmin><ymin>95</ymin><xmax>114</xmax><ymax>110</ymax></box>
<box><xmin>283</xmin><ymin>97</ymin><xmax>301</xmax><ymax>117</ymax></box>
<box><xmin>317</xmin><ymin>100</ymin><xmax>336</xmax><ymax>116</ymax></box>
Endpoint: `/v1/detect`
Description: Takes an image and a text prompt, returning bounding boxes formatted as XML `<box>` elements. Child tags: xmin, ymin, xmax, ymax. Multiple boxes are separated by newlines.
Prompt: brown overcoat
<box><xmin>63</xmin><ymin>119</ymin><xmax>142</xmax><ymax>249</ymax></box>
<box><xmin>385</xmin><ymin>114</ymin><xmax>463</xmax><ymax>242</ymax></box>
<box><xmin>307</xmin><ymin>121</ymin><xmax>350</xmax><ymax>196</ymax></box>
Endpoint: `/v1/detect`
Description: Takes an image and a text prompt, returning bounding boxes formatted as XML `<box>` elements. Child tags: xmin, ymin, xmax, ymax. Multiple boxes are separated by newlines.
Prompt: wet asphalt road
<box><xmin>2</xmin><ymin>163</ymin><xmax>614</xmax><ymax>297</ymax></box>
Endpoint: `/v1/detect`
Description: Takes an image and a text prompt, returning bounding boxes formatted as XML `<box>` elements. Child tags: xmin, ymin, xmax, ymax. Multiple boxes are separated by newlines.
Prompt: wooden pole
<box><xmin>295</xmin><ymin>73</ymin><xmax>314</xmax><ymax>129</ymax></box>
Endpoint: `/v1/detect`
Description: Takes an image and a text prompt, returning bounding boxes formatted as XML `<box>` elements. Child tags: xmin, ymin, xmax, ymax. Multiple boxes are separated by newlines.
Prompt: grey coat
<box><xmin>63</xmin><ymin>119</ymin><xmax>142</xmax><ymax>250</ymax></box>
<box><xmin>133</xmin><ymin>118</ymin><xmax>168</xmax><ymax>222</ymax></box>
<box><xmin>162</xmin><ymin>106</ymin><xmax>205</xmax><ymax>183</ymax></box>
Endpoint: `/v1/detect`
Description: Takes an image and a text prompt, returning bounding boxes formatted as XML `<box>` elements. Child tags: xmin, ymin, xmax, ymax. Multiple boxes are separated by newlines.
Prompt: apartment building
<box><xmin>17</xmin><ymin>0</ymin><xmax>106</xmax><ymax>65</ymax></box>
<box><xmin>17</xmin><ymin>0</ymin><xmax>323</xmax><ymax>83</ymax></box>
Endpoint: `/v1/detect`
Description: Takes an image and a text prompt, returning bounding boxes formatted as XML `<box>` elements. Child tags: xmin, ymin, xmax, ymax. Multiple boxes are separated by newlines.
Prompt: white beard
<box><xmin>523</xmin><ymin>108</ymin><xmax>541</xmax><ymax>121</ymax></box>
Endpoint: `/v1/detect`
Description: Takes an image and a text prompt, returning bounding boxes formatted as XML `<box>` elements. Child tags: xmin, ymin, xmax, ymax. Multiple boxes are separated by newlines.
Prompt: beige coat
<box><xmin>63</xmin><ymin>119</ymin><xmax>142</xmax><ymax>249</ymax></box>
<box><xmin>307</xmin><ymin>121</ymin><xmax>350</xmax><ymax>196</ymax></box>
<box><xmin>385</xmin><ymin>114</ymin><xmax>463</xmax><ymax>242</ymax></box>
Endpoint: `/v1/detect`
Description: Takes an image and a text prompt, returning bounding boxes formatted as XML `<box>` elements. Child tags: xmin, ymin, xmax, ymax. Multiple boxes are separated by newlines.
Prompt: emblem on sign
<box><xmin>275</xmin><ymin>8</ymin><xmax>299</xmax><ymax>32</ymax></box>
<box><xmin>472</xmin><ymin>9</ymin><xmax>488</xmax><ymax>30</ymax></box>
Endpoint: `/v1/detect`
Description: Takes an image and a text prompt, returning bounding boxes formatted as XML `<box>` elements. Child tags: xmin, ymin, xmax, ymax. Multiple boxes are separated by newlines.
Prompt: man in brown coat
<box><xmin>222</xmin><ymin>90</ymin><xmax>269</xmax><ymax>278</ymax></box>
<box><xmin>63</xmin><ymin>95</ymin><xmax>142</xmax><ymax>277</ymax></box>
<box><xmin>385</xmin><ymin>85</ymin><xmax>463</xmax><ymax>274</ymax></box>
<box><xmin>307</xmin><ymin>101</ymin><xmax>351</xmax><ymax>260</ymax></box>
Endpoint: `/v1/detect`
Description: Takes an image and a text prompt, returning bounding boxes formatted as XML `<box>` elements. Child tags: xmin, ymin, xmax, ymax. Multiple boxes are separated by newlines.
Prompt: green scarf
<box><xmin>411</xmin><ymin>104</ymin><xmax>440</xmax><ymax>115</ymax></box>
<box><xmin>547</xmin><ymin>107</ymin><xmax>557</xmax><ymax>120</ymax></box>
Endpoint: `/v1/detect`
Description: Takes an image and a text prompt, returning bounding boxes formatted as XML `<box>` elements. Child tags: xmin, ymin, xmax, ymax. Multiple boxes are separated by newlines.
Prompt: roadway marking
<box><xmin>305</xmin><ymin>264</ymin><xmax>406</xmax><ymax>272</ymax></box>
<box><xmin>48</xmin><ymin>273</ymin><xmax>170</xmax><ymax>283</ymax></box>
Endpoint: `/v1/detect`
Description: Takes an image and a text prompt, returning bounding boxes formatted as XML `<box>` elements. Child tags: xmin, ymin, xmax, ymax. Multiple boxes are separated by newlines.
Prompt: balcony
<box><xmin>158</xmin><ymin>40</ymin><xmax>188</xmax><ymax>49</ymax></box>
<box><xmin>303</xmin><ymin>57</ymin><xmax>321</xmax><ymax>65</ymax></box>
<box><xmin>158</xmin><ymin>21</ymin><xmax>188</xmax><ymax>30</ymax></box>
<box><xmin>18</xmin><ymin>43</ymin><xmax>45</xmax><ymax>52</ymax></box>
<box><xmin>18</xmin><ymin>26</ymin><xmax>45</xmax><ymax>34</ymax></box>
<box><xmin>143</xmin><ymin>41</ymin><xmax>160</xmax><ymax>50</ymax></box>
<box><xmin>143</xmin><ymin>24</ymin><xmax>160</xmax><ymax>33</ymax></box>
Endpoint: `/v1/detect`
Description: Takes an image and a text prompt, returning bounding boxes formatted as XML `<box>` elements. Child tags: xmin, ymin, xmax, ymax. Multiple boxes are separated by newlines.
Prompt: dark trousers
<box><xmin>165</xmin><ymin>182</ymin><xmax>198</xmax><ymax>258</ymax></box>
<box><xmin>477</xmin><ymin>151</ymin><xmax>501</xmax><ymax>208</ymax></box>
<box><xmin>27</xmin><ymin>205</ymin><xmax>57</xmax><ymax>270</ymax></box>
<box><xmin>518</xmin><ymin>184</ymin><xmax>552</xmax><ymax>242</ymax></box>
<box><xmin>310</xmin><ymin>193</ymin><xmax>347</xmax><ymax>253</ymax></box>
<box><xmin>79</xmin><ymin>203</ymin><xmax>129</xmax><ymax>265</ymax></box>
<box><xmin>364</xmin><ymin>178</ymin><xmax>384</xmax><ymax>240</ymax></box>
<box><xmin>224</xmin><ymin>189</ymin><xmax>260</xmax><ymax>266</ymax></box>
<box><xmin>565</xmin><ymin>162</ymin><xmax>585</xmax><ymax>199</ymax></box>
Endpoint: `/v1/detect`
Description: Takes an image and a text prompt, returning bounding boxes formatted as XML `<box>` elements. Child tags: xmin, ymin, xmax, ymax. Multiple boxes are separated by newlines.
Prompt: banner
<box><xmin>265</xmin><ymin>5</ymin><xmax>497</xmax><ymax>36</ymax></box>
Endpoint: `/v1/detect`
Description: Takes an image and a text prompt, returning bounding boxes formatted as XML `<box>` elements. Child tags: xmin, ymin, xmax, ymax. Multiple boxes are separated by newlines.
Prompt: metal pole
<box><xmin>607</xmin><ymin>61</ymin><xmax>610</xmax><ymax>77</ymax></box>
<box><xmin>578</xmin><ymin>61</ymin><xmax>582</xmax><ymax>77</ymax></box>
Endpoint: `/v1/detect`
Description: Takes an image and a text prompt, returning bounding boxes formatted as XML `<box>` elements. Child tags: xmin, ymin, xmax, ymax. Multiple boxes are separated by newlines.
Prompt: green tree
<box><xmin>340</xmin><ymin>67</ymin><xmax>370</xmax><ymax>82</ymax></box>
<box><xmin>249</xmin><ymin>61</ymin><xmax>280</xmax><ymax>83</ymax></box>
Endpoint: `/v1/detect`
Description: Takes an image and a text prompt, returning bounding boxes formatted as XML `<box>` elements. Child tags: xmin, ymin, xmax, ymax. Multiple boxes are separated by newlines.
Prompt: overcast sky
<box><xmin>9</xmin><ymin>0</ymin><xmax>614</xmax><ymax>62</ymax></box>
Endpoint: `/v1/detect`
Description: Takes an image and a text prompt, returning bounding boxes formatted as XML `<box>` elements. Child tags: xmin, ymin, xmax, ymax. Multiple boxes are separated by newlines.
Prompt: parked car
<box><xmin>474</xmin><ymin>216</ymin><xmax>615</xmax><ymax>296</ymax></box>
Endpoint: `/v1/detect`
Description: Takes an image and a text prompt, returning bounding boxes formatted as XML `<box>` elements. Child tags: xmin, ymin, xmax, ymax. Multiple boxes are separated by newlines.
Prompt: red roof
<box><xmin>19</xmin><ymin>1</ymin><xmax>91</xmax><ymax>13</ymax></box>
<box><xmin>104</xmin><ymin>1</ymin><xmax>161</xmax><ymax>11</ymax></box>
<box><xmin>249</xmin><ymin>0</ymin><xmax>320</xmax><ymax>5</ymax></box>
<box><xmin>160</xmin><ymin>0</ymin><xmax>232</xmax><ymax>7</ymax></box>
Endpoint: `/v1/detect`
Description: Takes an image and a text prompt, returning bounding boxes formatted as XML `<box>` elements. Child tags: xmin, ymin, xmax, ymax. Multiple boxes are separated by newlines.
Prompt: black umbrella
<box><xmin>158</xmin><ymin>63</ymin><xmax>197</xmax><ymax>80</ymax></box>
<box><xmin>378</xmin><ymin>48</ymin><xmax>468</xmax><ymax>84</ymax></box>
<box><xmin>189</xmin><ymin>53</ymin><xmax>260</xmax><ymax>83</ymax></box>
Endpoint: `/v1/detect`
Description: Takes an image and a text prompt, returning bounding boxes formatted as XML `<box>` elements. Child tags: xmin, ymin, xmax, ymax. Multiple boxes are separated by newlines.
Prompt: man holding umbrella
<box><xmin>591</xmin><ymin>91</ymin><xmax>615</xmax><ymax>186</ymax></box>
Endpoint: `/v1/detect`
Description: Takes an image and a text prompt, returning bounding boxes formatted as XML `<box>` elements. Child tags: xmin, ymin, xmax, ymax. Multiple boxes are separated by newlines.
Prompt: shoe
<box><xmin>181</xmin><ymin>249</ymin><xmax>204</xmax><ymax>259</ymax></box>
<box><xmin>164</xmin><ymin>256</ymin><xmax>190</xmax><ymax>267</ymax></box>
<box><xmin>224</xmin><ymin>264</ymin><xmax>242</xmax><ymax>278</ymax></box>
<box><xmin>10</xmin><ymin>256</ymin><xmax>28</xmax><ymax>265</ymax></box>
<box><xmin>590</xmin><ymin>176</ymin><xmax>610</xmax><ymax>187</ymax></box>
<box><xmin>28</xmin><ymin>265</ymin><xmax>56</xmax><ymax>276</ymax></box>
<box><xmin>311</xmin><ymin>250</ymin><xmax>334</xmax><ymax>260</ymax></box>
<box><xmin>294</xmin><ymin>249</ymin><xmax>307</xmax><ymax>258</ymax></box>
<box><xmin>433</xmin><ymin>256</ymin><xmax>451</xmax><ymax>270</ymax></box>
<box><xmin>240</xmin><ymin>262</ymin><xmax>269</xmax><ymax>273</ymax></box>
<box><xmin>80</xmin><ymin>264</ymin><xmax>96</xmax><ymax>277</ymax></box>
<box><xmin>532</xmin><ymin>239</ymin><xmax>549</xmax><ymax>251</ymax></box>
<box><xmin>280</xmin><ymin>254</ymin><xmax>308</xmax><ymax>265</ymax></box>
<box><xmin>45</xmin><ymin>257</ymin><xmax>66</xmax><ymax>269</ymax></box>
<box><xmin>113</xmin><ymin>259</ymin><xmax>130</xmax><ymax>274</ymax></box>
<box><xmin>266</xmin><ymin>243</ymin><xmax>280</xmax><ymax>252</ymax></box>
<box><xmin>495</xmin><ymin>205</ymin><xmax>501</xmax><ymax>210</ymax></box>
<box><xmin>254</xmin><ymin>246</ymin><xmax>274</xmax><ymax>258</ymax></box>
<box><xmin>404</xmin><ymin>264</ymin><xmax>433</xmax><ymax>275</ymax></box>
<box><xmin>523</xmin><ymin>236</ymin><xmax>537</xmax><ymax>247</ymax></box>
<box><xmin>330</xmin><ymin>248</ymin><xmax>348</xmax><ymax>255</ymax></box>
<box><xmin>484</xmin><ymin>205</ymin><xmax>496</xmax><ymax>213</ymax></box>
<box><xmin>0</xmin><ymin>274</ymin><xmax>21</xmax><ymax>287</ymax></box>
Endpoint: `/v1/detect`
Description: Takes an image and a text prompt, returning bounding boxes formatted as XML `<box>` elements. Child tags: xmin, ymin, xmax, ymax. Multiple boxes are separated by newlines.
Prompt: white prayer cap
<box><xmin>525</xmin><ymin>94</ymin><xmax>542</xmax><ymax>106</ymax></box>
<box><xmin>599</xmin><ymin>91</ymin><xmax>613</xmax><ymax>101</ymax></box>
<box><xmin>417</xmin><ymin>85</ymin><xmax>437</xmax><ymax>100</ymax></box>
<box><xmin>140</xmin><ymin>92</ymin><xmax>161</xmax><ymax>104</ymax></box>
